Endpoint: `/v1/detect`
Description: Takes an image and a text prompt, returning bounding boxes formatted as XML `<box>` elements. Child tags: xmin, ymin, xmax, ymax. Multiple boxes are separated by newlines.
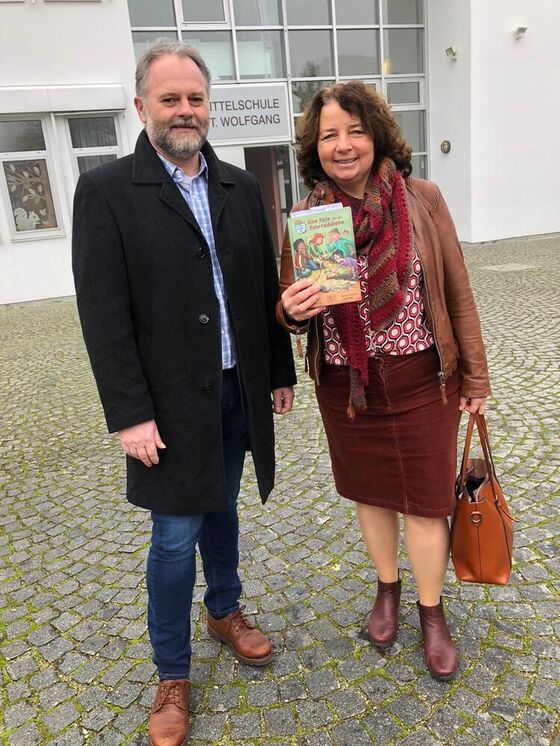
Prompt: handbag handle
<box><xmin>459</xmin><ymin>412</ymin><xmax>497</xmax><ymax>485</ymax></box>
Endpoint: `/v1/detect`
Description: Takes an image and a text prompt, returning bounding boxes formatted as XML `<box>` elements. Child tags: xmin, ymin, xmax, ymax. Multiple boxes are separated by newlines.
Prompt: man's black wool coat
<box><xmin>72</xmin><ymin>131</ymin><xmax>296</xmax><ymax>514</ymax></box>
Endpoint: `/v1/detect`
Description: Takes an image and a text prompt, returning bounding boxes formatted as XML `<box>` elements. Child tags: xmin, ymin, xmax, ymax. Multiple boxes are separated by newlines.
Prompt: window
<box><xmin>382</xmin><ymin>0</ymin><xmax>423</xmax><ymax>25</ymax></box>
<box><xmin>286</xmin><ymin>0</ymin><xmax>331</xmax><ymax>25</ymax></box>
<box><xmin>181</xmin><ymin>0</ymin><xmax>227</xmax><ymax>24</ymax></box>
<box><xmin>292</xmin><ymin>79</ymin><xmax>334</xmax><ymax>114</ymax></box>
<box><xmin>392</xmin><ymin>110</ymin><xmax>426</xmax><ymax>152</ymax></box>
<box><xmin>0</xmin><ymin>119</ymin><xmax>60</xmax><ymax>238</ymax></box>
<box><xmin>127</xmin><ymin>0</ymin><xmax>175</xmax><ymax>26</ymax></box>
<box><xmin>182</xmin><ymin>31</ymin><xmax>235</xmax><ymax>80</ymax></box>
<box><xmin>0</xmin><ymin>113</ymin><xmax>123</xmax><ymax>242</ymax></box>
<box><xmin>337</xmin><ymin>30</ymin><xmax>380</xmax><ymax>76</ymax></box>
<box><xmin>67</xmin><ymin>116</ymin><xmax>119</xmax><ymax>177</ymax></box>
<box><xmin>232</xmin><ymin>0</ymin><xmax>282</xmax><ymax>26</ymax></box>
<box><xmin>383</xmin><ymin>29</ymin><xmax>424</xmax><ymax>74</ymax></box>
<box><xmin>335</xmin><ymin>0</ymin><xmax>378</xmax><ymax>25</ymax></box>
<box><xmin>132</xmin><ymin>30</ymin><xmax>178</xmax><ymax>61</ymax></box>
<box><xmin>236</xmin><ymin>31</ymin><xmax>286</xmax><ymax>79</ymax></box>
<box><xmin>386</xmin><ymin>80</ymin><xmax>421</xmax><ymax>105</ymax></box>
<box><xmin>289</xmin><ymin>31</ymin><xmax>334</xmax><ymax>77</ymax></box>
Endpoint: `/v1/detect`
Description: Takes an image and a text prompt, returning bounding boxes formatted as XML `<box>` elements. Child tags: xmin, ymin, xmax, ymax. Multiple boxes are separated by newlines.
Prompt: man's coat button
<box><xmin>199</xmin><ymin>313</ymin><xmax>210</xmax><ymax>324</ymax></box>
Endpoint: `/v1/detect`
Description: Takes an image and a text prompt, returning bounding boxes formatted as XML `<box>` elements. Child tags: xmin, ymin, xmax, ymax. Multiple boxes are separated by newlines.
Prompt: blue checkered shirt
<box><xmin>158</xmin><ymin>152</ymin><xmax>235</xmax><ymax>369</ymax></box>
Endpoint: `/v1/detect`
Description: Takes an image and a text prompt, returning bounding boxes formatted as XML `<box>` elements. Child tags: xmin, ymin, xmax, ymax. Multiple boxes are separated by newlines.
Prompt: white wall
<box><xmin>470</xmin><ymin>0</ymin><xmax>560</xmax><ymax>241</ymax></box>
<box><xmin>0</xmin><ymin>0</ymin><xmax>139</xmax><ymax>304</ymax></box>
<box><xmin>427</xmin><ymin>0</ymin><xmax>472</xmax><ymax>240</ymax></box>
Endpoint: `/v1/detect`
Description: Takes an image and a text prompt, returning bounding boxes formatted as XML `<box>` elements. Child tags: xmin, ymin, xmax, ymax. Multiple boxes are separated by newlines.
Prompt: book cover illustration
<box><xmin>287</xmin><ymin>204</ymin><xmax>361</xmax><ymax>307</ymax></box>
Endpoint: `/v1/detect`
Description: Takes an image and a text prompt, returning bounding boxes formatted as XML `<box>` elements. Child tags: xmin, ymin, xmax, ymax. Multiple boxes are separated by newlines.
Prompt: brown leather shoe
<box><xmin>417</xmin><ymin>599</ymin><xmax>458</xmax><ymax>681</ymax></box>
<box><xmin>367</xmin><ymin>578</ymin><xmax>401</xmax><ymax>648</ymax></box>
<box><xmin>149</xmin><ymin>679</ymin><xmax>190</xmax><ymax>746</ymax></box>
<box><xmin>207</xmin><ymin>606</ymin><xmax>273</xmax><ymax>666</ymax></box>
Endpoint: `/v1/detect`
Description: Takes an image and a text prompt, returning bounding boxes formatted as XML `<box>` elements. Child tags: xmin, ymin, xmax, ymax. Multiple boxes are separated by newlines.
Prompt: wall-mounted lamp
<box><xmin>445</xmin><ymin>46</ymin><xmax>458</xmax><ymax>62</ymax></box>
<box><xmin>513</xmin><ymin>26</ymin><xmax>528</xmax><ymax>40</ymax></box>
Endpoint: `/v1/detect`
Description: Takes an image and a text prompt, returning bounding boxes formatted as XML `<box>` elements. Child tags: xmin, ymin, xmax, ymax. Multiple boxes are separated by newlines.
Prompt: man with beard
<box><xmin>72</xmin><ymin>41</ymin><xmax>296</xmax><ymax>746</ymax></box>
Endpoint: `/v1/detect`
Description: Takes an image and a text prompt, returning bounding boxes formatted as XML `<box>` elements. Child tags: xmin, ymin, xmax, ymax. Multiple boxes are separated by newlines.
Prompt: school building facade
<box><xmin>0</xmin><ymin>0</ymin><xmax>558</xmax><ymax>304</ymax></box>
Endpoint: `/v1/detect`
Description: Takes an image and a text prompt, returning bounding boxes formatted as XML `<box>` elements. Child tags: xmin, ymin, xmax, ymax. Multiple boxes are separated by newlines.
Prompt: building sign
<box><xmin>209</xmin><ymin>83</ymin><xmax>291</xmax><ymax>144</ymax></box>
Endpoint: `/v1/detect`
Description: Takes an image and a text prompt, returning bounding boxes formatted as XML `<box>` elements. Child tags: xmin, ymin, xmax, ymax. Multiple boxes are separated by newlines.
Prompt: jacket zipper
<box><xmin>415</xmin><ymin>249</ymin><xmax>447</xmax><ymax>404</ymax></box>
<box><xmin>297</xmin><ymin>188</ymin><xmax>326</xmax><ymax>379</ymax></box>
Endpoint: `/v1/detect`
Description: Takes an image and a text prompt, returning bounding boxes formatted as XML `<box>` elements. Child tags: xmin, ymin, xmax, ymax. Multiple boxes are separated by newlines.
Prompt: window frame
<box><xmin>0</xmin><ymin>116</ymin><xmax>65</xmax><ymax>242</ymax></box>
<box><xmin>62</xmin><ymin>112</ymin><xmax>123</xmax><ymax>184</ymax></box>
<box><xmin>177</xmin><ymin>0</ymin><xmax>230</xmax><ymax>29</ymax></box>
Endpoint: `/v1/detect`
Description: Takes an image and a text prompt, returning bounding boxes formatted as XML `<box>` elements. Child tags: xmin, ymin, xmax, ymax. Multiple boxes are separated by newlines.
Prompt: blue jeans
<box><xmin>146</xmin><ymin>368</ymin><xmax>248</xmax><ymax>680</ymax></box>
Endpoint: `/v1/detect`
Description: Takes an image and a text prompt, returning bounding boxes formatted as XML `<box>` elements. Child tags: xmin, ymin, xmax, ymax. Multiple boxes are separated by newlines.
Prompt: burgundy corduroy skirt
<box><xmin>315</xmin><ymin>348</ymin><xmax>460</xmax><ymax>517</ymax></box>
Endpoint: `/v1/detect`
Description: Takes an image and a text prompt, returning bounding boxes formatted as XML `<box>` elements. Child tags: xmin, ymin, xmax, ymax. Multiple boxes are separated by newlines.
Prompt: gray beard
<box><xmin>149</xmin><ymin>121</ymin><xmax>208</xmax><ymax>162</ymax></box>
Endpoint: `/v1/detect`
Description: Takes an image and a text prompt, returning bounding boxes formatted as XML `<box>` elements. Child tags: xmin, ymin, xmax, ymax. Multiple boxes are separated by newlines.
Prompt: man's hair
<box><xmin>135</xmin><ymin>40</ymin><xmax>212</xmax><ymax>98</ymax></box>
<box><xmin>295</xmin><ymin>80</ymin><xmax>412</xmax><ymax>190</ymax></box>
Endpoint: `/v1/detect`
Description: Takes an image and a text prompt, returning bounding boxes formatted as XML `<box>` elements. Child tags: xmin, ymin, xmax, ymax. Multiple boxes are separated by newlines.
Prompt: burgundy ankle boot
<box><xmin>417</xmin><ymin>599</ymin><xmax>458</xmax><ymax>681</ymax></box>
<box><xmin>367</xmin><ymin>578</ymin><xmax>401</xmax><ymax>648</ymax></box>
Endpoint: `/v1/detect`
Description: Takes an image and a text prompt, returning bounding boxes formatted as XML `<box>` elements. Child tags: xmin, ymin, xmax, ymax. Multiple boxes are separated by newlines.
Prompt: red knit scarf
<box><xmin>318</xmin><ymin>159</ymin><xmax>414</xmax><ymax>417</ymax></box>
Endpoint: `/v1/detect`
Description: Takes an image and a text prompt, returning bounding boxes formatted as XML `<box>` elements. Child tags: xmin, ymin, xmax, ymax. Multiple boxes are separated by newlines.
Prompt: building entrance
<box><xmin>244</xmin><ymin>144</ymin><xmax>293</xmax><ymax>254</ymax></box>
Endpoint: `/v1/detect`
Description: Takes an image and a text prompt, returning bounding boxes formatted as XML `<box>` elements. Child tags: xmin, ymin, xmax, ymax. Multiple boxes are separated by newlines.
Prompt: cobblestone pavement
<box><xmin>1</xmin><ymin>234</ymin><xmax>559</xmax><ymax>746</ymax></box>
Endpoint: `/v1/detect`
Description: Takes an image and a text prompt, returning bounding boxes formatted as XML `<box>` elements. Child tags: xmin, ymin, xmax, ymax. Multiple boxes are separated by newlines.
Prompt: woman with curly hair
<box><xmin>276</xmin><ymin>82</ymin><xmax>491</xmax><ymax>680</ymax></box>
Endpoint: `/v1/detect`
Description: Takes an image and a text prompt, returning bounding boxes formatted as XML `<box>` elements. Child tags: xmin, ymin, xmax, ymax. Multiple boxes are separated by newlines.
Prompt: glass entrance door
<box><xmin>244</xmin><ymin>144</ymin><xmax>293</xmax><ymax>254</ymax></box>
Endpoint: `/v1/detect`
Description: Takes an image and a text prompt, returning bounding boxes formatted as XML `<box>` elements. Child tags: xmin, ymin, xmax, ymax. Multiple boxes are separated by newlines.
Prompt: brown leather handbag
<box><xmin>450</xmin><ymin>413</ymin><xmax>514</xmax><ymax>584</ymax></box>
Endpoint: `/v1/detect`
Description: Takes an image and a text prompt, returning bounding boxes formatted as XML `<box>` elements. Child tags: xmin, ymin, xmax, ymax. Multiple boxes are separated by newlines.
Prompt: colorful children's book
<box><xmin>287</xmin><ymin>203</ymin><xmax>361</xmax><ymax>307</ymax></box>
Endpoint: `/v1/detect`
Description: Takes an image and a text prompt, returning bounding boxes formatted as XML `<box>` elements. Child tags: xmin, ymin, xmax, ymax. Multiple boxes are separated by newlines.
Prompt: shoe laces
<box><xmin>230</xmin><ymin>605</ymin><xmax>255</xmax><ymax>633</ymax></box>
<box><xmin>157</xmin><ymin>681</ymin><xmax>184</xmax><ymax>709</ymax></box>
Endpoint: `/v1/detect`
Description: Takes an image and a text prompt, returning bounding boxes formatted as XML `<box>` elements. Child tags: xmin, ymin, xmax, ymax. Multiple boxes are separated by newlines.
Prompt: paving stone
<box><xmin>4</xmin><ymin>701</ymin><xmax>36</xmax><ymax>729</ymax></box>
<box><xmin>206</xmin><ymin>685</ymin><xmax>240</xmax><ymax>712</ymax></box>
<box><xmin>298</xmin><ymin>734</ymin><xmax>334</xmax><ymax>746</ymax></box>
<box><xmin>278</xmin><ymin>676</ymin><xmax>308</xmax><ymax>702</ymax></box>
<box><xmin>389</xmin><ymin>694</ymin><xmax>429</xmax><ymax>727</ymax></box>
<box><xmin>81</xmin><ymin>705</ymin><xmax>117</xmax><ymax>731</ymax></box>
<box><xmin>6</xmin><ymin>723</ymin><xmax>42</xmax><ymax>746</ymax></box>
<box><xmin>531</xmin><ymin>680</ymin><xmax>560</xmax><ymax>709</ymax></box>
<box><xmin>331</xmin><ymin>720</ymin><xmax>374</xmax><ymax>746</ymax></box>
<box><xmin>263</xmin><ymin>706</ymin><xmax>297</xmax><ymax>736</ymax></box>
<box><xmin>229</xmin><ymin>711</ymin><xmax>261</xmax><ymax>740</ymax></box>
<box><xmin>112</xmin><ymin>704</ymin><xmax>147</xmax><ymax>735</ymax></box>
<box><xmin>245</xmin><ymin>681</ymin><xmax>279</xmax><ymax>707</ymax></box>
<box><xmin>50</xmin><ymin>726</ymin><xmax>85</xmax><ymax>745</ymax></box>
<box><xmin>184</xmin><ymin>711</ymin><xmax>223</xmax><ymax>742</ymax></box>
<box><xmin>38</xmin><ymin>682</ymin><xmax>74</xmax><ymax>710</ymax></box>
<box><xmin>304</xmin><ymin>668</ymin><xmax>340</xmax><ymax>698</ymax></box>
<box><xmin>43</xmin><ymin>701</ymin><xmax>80</xmax><ymax>734</ymax></box>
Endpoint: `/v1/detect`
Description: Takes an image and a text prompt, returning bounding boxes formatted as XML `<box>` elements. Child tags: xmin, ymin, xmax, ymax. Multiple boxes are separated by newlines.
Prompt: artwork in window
<box><xmin>3</xmin><ymin>159</ymin><xmax>58</xmax><ymax>232</ymax></box>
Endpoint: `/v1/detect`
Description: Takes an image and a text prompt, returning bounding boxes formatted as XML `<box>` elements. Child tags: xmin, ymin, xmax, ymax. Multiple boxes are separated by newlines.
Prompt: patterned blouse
<box><xmin>322</xmin><ymin>249</ymin><xmax>435</xmax><ymax>365</ymax></box>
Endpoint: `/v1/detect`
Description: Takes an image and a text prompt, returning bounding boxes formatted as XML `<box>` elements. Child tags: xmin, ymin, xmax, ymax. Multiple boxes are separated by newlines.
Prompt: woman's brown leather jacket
<box><xmin>275</xmin><ymin>177</ymin><xmax>491</xmax><ymax>400</ymax></box>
